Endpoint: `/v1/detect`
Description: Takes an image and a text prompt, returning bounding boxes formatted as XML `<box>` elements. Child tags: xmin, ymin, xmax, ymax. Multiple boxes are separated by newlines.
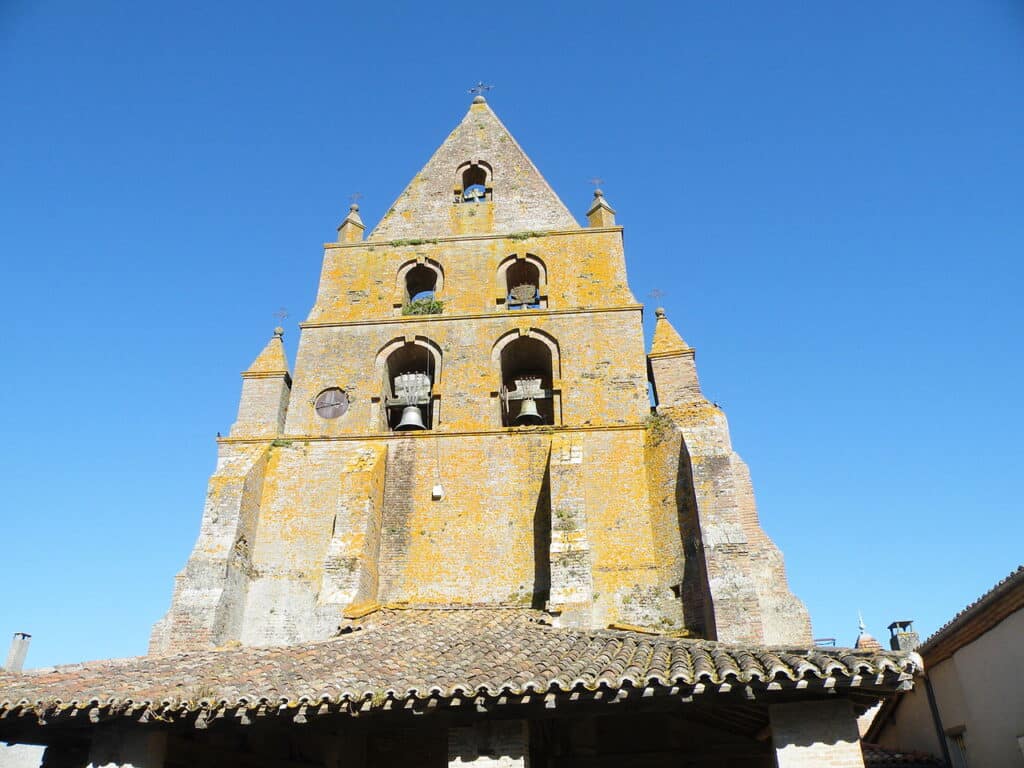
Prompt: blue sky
<box><xmin>2</xmin><ymin>1</ymin><xmax>1022</xmax><ymax>667</ymax></box>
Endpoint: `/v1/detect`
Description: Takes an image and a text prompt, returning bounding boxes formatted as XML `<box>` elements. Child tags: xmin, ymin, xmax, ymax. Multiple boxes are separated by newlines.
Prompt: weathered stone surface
<box><xmin>370</xmin><ymin>100</ymin><xmax>578</xmax><ymax>241</ymax></box>
<box><xmin>152</xmin><ymin>97</ymin><xmax>811</xmax><ymax>654</ymax></box>
<box><xmin>659</xmin><ymin>400</ymin><xmax>812</xmax><ymax>645</ymax></box>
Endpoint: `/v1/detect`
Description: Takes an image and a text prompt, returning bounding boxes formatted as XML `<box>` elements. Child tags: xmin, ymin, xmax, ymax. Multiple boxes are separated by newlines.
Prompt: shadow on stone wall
<box><xmin>675</xmin><ymin>436</ymin><xmax>717</xmax><ymax>640</ymax></box>
<box><xmin>532</xmin><ymin>462</ymin><xmax>551</xmax><ymax>610</ymax></box>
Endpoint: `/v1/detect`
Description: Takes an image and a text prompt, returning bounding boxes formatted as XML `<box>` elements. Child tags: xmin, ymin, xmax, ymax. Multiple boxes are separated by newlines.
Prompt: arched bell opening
<box><xmin>381</xmin><ymin>341</ymin><xmax>438</xmax><ymax>431</ymax></box>
<box><xmin>454</xmin><ymin>160</ymin><xmax>492</xmax><ymax>203</ymax></box>
<box><xmin>394</xmin><ymin>259</ymin><xmax>444</xmax><ymax>316</ymax></box>
<box><xmin>496</xmin><ymin>255</ymin><xmax>547</xmax><ymax>310</ymax></box>
<box><xmin>505</xmin><ymin>260</ymin><xmax>541</xmax><ymax>310</ymax></box>
<box><xmin>499</xmin><ymin>337</ymin><xmax>555</xmax><ymax>427</ymax></box>
<box><xmin>405</xmin><ymin>264</ymin><xmax>437</xmax><ymax>302</ymax></box>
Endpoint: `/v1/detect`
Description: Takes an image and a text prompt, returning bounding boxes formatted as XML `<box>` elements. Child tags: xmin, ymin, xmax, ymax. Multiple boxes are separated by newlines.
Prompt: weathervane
<box><xmin>348</xmin><ymin>192</ymin><xmax>363</xmax><ymax>206</ymax></box>
<box><xmin>589</xmin><ymin>177</ymin><xmax>605</xmax><ymax>190</ymax></box>
<box><xmin>273</xmin><ymin>307</ymin><xmax>288</xmax><ymax>325</ymax></box>
<box><xmin>648</xmin><ymin>289</ymin><xmax>666</xmax><ymax>303</ymax></box>
<box><xmin>468</xmin><ymin>81</ymin><xmax>494</xmax><ymax>98</ymax></box>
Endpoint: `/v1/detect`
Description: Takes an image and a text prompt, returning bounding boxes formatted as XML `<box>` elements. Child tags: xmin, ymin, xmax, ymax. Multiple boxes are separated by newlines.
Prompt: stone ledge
<box><xmin>216</xmin><ymin>423</ymin><xmax>649</xmax><ymax>445</ymax></box>
<box><xmin>324</xmin><ymin>226</ymin><xmax>624</xmax><ymax>250</ymax></box>
<box><xmin>300</xmin><ymin>304</ymin><xmax>644</xmax><ymax>329</ymax></box>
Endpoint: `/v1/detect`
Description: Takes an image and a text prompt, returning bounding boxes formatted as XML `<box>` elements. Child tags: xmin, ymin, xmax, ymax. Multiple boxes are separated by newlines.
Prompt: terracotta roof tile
<box><xmin>0</xmin><ymin>609</ymin><xmax>918</xmax><ymax>725</ymax></box>
<box><xmin>861</xmin><ymin>742</ymin><xmax>943</xmax><ymax>767</ymax></box>
<box><xmin>922</xmin><ymin>565</ymin><xmax>1024</xmax><ymax>653</ymax></box>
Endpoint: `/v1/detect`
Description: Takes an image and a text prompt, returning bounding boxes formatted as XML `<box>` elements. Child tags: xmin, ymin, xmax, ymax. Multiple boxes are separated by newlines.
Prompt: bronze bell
<box><xmin>395</xmin><ymin>404</ymin><xmax>426</xmax><ymax>431</ymax></box>
<box><xmin>513</xmin><ymin>397</ymin><xmax>543</xmax><ymax>425</ymax></box>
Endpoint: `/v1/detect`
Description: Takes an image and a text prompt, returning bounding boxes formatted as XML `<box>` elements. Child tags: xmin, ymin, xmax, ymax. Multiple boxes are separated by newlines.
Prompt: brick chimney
<box><xmin>4</xmin><ymin>632</ymin><xmax>30</xmax><ymax>673</ymax></box>
<box><xmin>887</xmin><ymin>620</ymin><xmax>920</xmax><ymax>652</ymax></box>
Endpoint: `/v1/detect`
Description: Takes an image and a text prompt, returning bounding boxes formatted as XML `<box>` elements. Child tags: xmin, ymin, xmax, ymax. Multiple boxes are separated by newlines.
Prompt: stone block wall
<box><xmin>150</xmin><ymin>444</ymin><xmax>270</xmax><ymax>654</ymax></box>
<box><xmin>369</xmin><ymin>99</ymin><xmax>577</xmax><ymax>241</ymax></box>
<box><xmin>152</xmin><ymin>95</ymin><xmax>813</xmax><ymax>652</ymax></box>
<box><xmin>239</xmin><ymin>442</ymin><xmax>386</xmax><ymax>645</ymax></box>
<box><xmin>306</xmin><ymin>229</ymin><xmax>633</xmax><ymax>327</ymax></box>
<box><xmin>230</xmin><ymin>375</ymin><xmax>290</xmax><ymax>438</ymax></box>
<box><xmin>648</xmin><ymin>349</ymin><xmax>701</xmax><ymax>406</ymax></box>
<box><xmin>287</xmin><ymin>310</ymin><xmax>649</xmax><ymax>437</ymax></box>
<box><xmin>644</xmin><ymin>416</ymin><xmax>715</xmax><ymax>637</ymax></box>
<box><xmin>661</xmin><ymin>401</ymin><xmax>812</xmax><ymax>645</ymax></box>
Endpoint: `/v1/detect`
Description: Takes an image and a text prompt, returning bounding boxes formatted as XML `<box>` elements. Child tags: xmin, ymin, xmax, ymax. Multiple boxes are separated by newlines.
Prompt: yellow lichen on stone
<box><xmin>244</xmin><ymin>331</ymin><xmax>290</xmax><ymax>375</ymax></box>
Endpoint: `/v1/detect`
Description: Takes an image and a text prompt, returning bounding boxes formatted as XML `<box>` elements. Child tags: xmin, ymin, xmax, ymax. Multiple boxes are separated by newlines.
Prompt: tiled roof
<box><xmin>0</xmin><ymin>609</ymin><xmax>918</xmax><ymax>728</ymax></box>
<box><xmin>862</xmin><ymin>743</ymin><xmax>943</xmax><ymax>767</ymax></box>
<box><xmin>855</xmin><ymin>631</ymin><xmax>884</xmax><ymax>652</ymax></box>
<box><xmin>921</xmin><ymin>565</ymin><xmax>1024</xmax><ymax>659</ymax></box>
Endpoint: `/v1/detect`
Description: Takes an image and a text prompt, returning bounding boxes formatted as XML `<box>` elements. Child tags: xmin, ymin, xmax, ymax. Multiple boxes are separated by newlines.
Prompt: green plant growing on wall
<box><xmin>390</xmin><ymin>238</ymin><xmax>438</xmax><ymax>247</ymax></box>
<box><xmin>508</xmin><ymin>230</ymin><xmax>544</xmax><ymax>242</ymax></box>
<box><xmin>644</xmin><ymin>412</ymin><xmax>675</xmax><ymax>446</ymax></box>
<box><xmin>402</xmin><ymin>298</ymin><xmax>444</xmax><ymax>316</ymax></box>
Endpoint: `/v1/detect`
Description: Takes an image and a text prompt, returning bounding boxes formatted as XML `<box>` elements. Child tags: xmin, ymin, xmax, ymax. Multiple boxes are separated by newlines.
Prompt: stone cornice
<box><xmin>216</xmin><ymin>422</ymin><xmax>648</xmax><ymax>445</ymax></box>
<box><xmin>324</xmin><ymin>226</ymin><xmax>624</xmax><ymax>250</ymax></box>
<box><xmin>300</xmin><ymin>304</ymin><xmax>643</xmax><ymax>329</ymax></box>
<box><xmin>240</xmin><ymin>370</ymin><xmax>292</xmax><ymax>380</ymax></box>
<box><xmin>647</xmin><ymin>348</ymin><xmax>696</xmax><ymax>361</ymax></box>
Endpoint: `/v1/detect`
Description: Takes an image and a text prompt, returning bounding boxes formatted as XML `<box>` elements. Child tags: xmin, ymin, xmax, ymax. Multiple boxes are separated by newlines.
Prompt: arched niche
<box><xmin>375</xmin><ymin>337</ymin><xmax>442</xmax><ymax>431</ymax></box>
<box><xmin>454</xmin><ymin>160</ymin><xmax>493</xmax><ymax>203</ymax></box>
<box><xmin>496</xmin><ymin>254</ymin><xmax>548</xmax><ymax>310</ymax></box>
<box><xmin>492</xmin><ymin>329</ymin><xmax>561</xmax><ymax>426</ymax></box>
<box><xmin>396</xmin><ymin>258</ymin><xmax>444</xmax><ymax>306</ymax></box>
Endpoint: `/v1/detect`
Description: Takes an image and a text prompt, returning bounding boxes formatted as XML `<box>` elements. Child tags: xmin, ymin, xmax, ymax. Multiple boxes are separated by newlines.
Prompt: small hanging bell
<box><xmin>395</xmin><ymin>404</ymin><xmax>426</xmax><ymax>430</ymax></box>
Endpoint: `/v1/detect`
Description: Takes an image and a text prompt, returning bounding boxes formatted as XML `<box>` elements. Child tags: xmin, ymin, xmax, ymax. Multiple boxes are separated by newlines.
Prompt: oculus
<box><xmin>314</xmin><ymin>387</ymin><xmax>349</xmax><ymax>419</ymax></box>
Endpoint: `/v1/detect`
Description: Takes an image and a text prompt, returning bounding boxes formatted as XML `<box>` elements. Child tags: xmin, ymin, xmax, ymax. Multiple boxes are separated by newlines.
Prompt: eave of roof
<box><xmin>920</xmin><ymin>565</ymin><xmax>1024</xmax><ymax>664</ymax></box>
<box><xmin>861</xmin><ymin>742</ymin><xmax>944</xmax><ymax>767</ymax></box>
<box><xmin>0</xmin><ymin>609</ymin><xmax>919</xmax><ymax>736</ymax></box>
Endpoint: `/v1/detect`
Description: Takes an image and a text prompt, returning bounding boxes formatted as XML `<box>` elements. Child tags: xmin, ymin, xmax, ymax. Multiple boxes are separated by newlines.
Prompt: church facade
<box><xmin>0</xmin><ymin>96</ymin><xmax>919</xmax><ymax>768</ymax></box>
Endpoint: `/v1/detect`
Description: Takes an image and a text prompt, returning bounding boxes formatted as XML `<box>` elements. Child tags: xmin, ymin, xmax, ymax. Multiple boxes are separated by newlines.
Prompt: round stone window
<box><xmin>314</xmin><ymin>388</ymin><xmax>349</xmax><ymax>419</ymax></box>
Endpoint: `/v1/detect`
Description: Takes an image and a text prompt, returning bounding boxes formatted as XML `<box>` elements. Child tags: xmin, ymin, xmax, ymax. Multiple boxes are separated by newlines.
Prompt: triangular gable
<box><xmin>370</xmin><ymin>100</ymin><xmax>578</xmax><ymax>240</ymax></box>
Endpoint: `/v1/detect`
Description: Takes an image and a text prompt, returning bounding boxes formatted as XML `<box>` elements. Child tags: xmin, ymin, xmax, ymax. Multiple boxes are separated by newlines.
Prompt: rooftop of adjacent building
<box><xmin>918</xmin><ymin>564</ymin><xmax>1024</xmax><ymax>664</ymax></box>
<box><xmin>855</xmin><ymin>612</ymin><xmax>884</xmax><ymax>653</ymax></box>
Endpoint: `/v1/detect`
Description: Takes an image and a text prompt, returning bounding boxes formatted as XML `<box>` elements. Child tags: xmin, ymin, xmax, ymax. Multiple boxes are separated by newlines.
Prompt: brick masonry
<box><xmin>770</xmin><ymin>700</ymin><xmax>866</xmax><ymax>768</ymax></box>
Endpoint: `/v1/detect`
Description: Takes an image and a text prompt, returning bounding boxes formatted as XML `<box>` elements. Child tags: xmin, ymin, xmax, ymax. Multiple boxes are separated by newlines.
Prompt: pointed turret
<box><xmin>586</xmin><ymin>188</ymin><xmax>617</xmax><ymax>227</ymax></box>
<box><xmin>337</xmin><ymin>203</ymin><xmax>365</xmax><ymax>243</ymax></box>
<box><xmin>245</xmin><ymin>327</ymin><xmax>291</xmax><ymax>376</ymax></box>
<box><xmin>229</xmin><ymin>328</ymin><xmax>292</xmax><ymax>438</ymax></box>
<box><xmin>369</xmin><ymin>97</ymin><xmax>578</xmax><ymax>240</ymax></box>
<box><xmin>651</xmin><ymin>307</ymin><xmax>691</xmax><ymax>356</ymax></box>
<box><xmin>648</xmin><ymin>308</ymin><xmax>703</xmax><ymax>407</ymax></box>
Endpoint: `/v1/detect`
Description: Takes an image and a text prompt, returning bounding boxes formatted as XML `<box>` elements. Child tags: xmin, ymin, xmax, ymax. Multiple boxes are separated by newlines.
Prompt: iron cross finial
<box><xmin>468</xmin><ymin>81</ymin><xmax>494</xmax><ymax>98</ymax></box>
<box><xmin>589</xmin><ymin>177</ymin><xmax>605</xmax><ymax>189</ymax></box>
<box><xmin>349</xmin><ymin>192</ymin><xmax>363</xmax><ymax>205</ymax></box>
<box><xmin>273</xmin><ymin>307</ymin><xmax>288</xmax><ymax>324</ymax></box>
<box><xmin>648</xmin><ymin>289</ymin><xmax>666</xmax><ymax>302</ymax></box>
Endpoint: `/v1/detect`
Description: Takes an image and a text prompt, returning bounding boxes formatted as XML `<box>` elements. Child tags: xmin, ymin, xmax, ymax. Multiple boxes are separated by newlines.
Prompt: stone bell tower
<box><xmin>150</xmin><ymin>95</ymin><xmax>810</xmax><ymax>655</ymax></box>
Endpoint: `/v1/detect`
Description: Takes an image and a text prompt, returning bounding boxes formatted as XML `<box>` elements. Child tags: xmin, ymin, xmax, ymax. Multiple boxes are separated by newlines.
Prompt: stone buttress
<box><xmin>645</xmin><ymin>309</ymin><xmax>812</xmax><ymax>644</ymax></box>
<box><xmin>151</xmin><ymin>96</ymin><xmax>810</xmax><ymax>654</ymax></box>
